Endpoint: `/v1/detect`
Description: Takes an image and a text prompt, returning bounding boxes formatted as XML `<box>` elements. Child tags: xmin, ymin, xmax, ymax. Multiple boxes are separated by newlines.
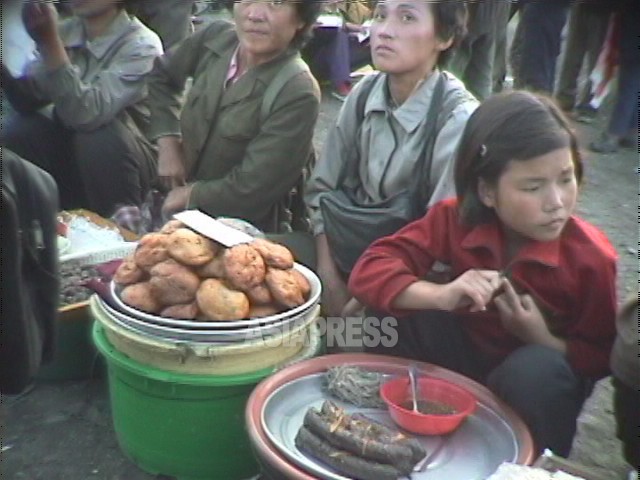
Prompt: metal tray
<box><xmin>109</xmin><ymin>263</ymin><xmax>321</xmax><ymax>330</ymax></box>
<box><xmin>99</xmin><ymin>296</ymin><xmax>317</xmax><ymax>343</ymax></box>
<box><xmin>261</xmin><ymin>373</ymin><xmax>520</xmax><ymax>480</ymax></box>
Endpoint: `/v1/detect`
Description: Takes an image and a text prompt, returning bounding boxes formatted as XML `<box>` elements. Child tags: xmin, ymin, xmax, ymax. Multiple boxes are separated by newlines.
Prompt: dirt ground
<box><xmin>1</xmin><ymin>10</ymin><xmax>638</xmax><ymax>480</ymax></box>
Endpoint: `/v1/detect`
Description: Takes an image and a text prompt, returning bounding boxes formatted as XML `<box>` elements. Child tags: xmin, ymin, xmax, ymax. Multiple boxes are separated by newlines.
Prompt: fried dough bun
<box><xmin>196</xmin><ymin>278</ymin><xmax>250</xmax><ymax>321</ymax></box>
<box><xmin>166</xmin><ymin>228</ymin><xmax>218</xmax><ymax>266</ymax></box>
<box><xmin>160</xmin><ymin>302</ymin><xmax>199</xmax><ymax>320</ymax></box>
<box><xmin>120</xmin><ymin>282</ymin><xmax>161</xmax><ymax>314</ymax></box>
<box><xmin>149</xmin><ymin>259</ymin><xmax>200</xmax><ymax>305</ymax></box>
<box><xmin>223</xmin><ymin>244</ymin><xmax>266</xmax><ymax>291</ymax></box>
<box><xmin>251</xmin><ymin>238</ymin><xmax>294</xmax><ymax>270</ymax></box>
<box><xmin>197</xmin><ymin>253</ymin><xmax>226</xmax><ymax>279</ymax></box>
<box><xmin>266</xmin><ymin>268</ymin><xmax>305</xmax><ymax>309</ymax></box>
<box><xmin>246</xmin><ymin>283</ymin><xmax>273</xmax><ymax>305</ymax></box>
<box><xmin>114</xmin><ymin>255</ymin><xmax>146</xmax><ymax>285</ymax></box>
<box><xmin>134</xmin><ymin>233</ymin><xmax>169</xmax><ymax>270</ymax></box>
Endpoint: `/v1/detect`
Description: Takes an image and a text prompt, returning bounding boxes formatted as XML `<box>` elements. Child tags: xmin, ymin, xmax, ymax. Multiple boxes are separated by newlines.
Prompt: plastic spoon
<box><xmin>408</xmin><ymin>363</ymin><xmax>419</xmax><ymax>412</ymax></box>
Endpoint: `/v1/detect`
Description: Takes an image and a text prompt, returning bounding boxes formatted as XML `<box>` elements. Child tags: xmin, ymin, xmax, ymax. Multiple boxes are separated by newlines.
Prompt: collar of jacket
<box><xmin>460</xmin><ymin>216</ymin><xmax>563</xmax><ymax>271</ymax></box>
<box><xmin>61</xmin><ymin>9</ymin><xmax>140</xmax><ymax>59</ymax></box>
<box><xmin>364</xmin><ymin>69</ymin><xmax>441</xmax><ymax>134</ymax></box>
<box><xmin>202</xmin><ymin>26</ymin><xmax>301</xmax><ymax>108</ymax></box>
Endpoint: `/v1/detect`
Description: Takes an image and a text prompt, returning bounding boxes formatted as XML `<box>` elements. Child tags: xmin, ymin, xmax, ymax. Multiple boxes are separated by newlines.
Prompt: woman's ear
<box><xmin>436</xmin><ymin>36</ymin><xmax>454</xmax><ymax>54</ymax></box>
<box><xmin>477</xmin><ymin>178</ymin><xmax>495</xmax><ymax>208</ymax></box>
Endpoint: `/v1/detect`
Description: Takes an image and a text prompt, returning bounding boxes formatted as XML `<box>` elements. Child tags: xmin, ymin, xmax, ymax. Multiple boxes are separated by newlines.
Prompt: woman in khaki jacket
<box><xmin>146</xmin><ymin>0</ymin><xmax>322</xmax><ymax>233</ymax></box>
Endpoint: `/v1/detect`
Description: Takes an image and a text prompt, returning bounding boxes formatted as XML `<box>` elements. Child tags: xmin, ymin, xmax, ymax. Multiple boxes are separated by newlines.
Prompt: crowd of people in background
<box><xmin>0</xmin><ymin>0</ymin><xmax>638</xmax><ymax>476</ymax></box>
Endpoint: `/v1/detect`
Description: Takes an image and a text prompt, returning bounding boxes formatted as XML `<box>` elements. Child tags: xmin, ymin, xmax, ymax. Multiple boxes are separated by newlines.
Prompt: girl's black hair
<box><xmin>454</xmin><ymin>90</ymin><xmax>584</xmax><ymax>226</ymax></box>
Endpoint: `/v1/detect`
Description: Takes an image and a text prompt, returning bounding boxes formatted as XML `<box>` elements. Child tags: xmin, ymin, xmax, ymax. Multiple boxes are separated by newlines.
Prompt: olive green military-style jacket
<box><xmin>146</xmin><ymin>20</ymin><xmax>321</xmax><ymax>231</ymax></box>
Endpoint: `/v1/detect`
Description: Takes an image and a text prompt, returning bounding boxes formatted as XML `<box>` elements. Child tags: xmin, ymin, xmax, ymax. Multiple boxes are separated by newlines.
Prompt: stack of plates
<box><xmin>104</xmin><ymin>263</ymin><xmax>322</xmax><ymax>344</ymax></box>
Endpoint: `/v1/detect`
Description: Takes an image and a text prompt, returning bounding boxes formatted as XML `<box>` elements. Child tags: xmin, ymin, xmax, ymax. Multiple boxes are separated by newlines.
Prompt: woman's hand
<box><xmin>161</xmin><ymin>185</ymin><xmax>193</xmax><ymax>217</ymax></box>
<box><xmin>318</xmin><ymin>260</ymin><xmax>351</xmax><ymax>318</ymax></box>
<box><xmin>493</xmin><ymin>279</ymin><xmax>564</xmax><ymax>352</ymax></box>
<box><xmin>22</xmin><ymin>0</ymin><xmax>59</xmax><ymax>45</ymax></box>
<box><xmin>315</xmin><ymin>234</ymin><xmax>351</xmax><ymax>317</ymax></box>
<box><xmin>157</xmin><ymin>136</ymin><xmax>187</xmax><ymax>190</ymax></box>
<box><xmin>439</xmin><ymin>269</ymin><xmax>503</xmax><ymax>312</ymax></box>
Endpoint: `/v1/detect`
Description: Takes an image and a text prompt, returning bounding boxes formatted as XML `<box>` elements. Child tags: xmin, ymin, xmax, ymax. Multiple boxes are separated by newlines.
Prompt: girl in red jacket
<box><xmin>349</xmin><ymin>90</ymin><xmax>618</xmax><ymax>457</ymax></box>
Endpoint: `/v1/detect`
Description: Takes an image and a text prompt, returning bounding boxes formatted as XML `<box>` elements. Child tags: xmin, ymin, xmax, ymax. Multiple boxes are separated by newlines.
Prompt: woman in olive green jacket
<box><xmin>146</xmin><ymin>0</ymin><xmax>322</xmax><ymax>232</ymax></box>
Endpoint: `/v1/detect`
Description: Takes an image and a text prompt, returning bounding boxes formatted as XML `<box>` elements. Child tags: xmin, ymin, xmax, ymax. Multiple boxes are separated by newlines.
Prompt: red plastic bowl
<box><xmin>380</xmin><ymin>376</ymin><xmax>477</xmax><ymax>435</ymax></box>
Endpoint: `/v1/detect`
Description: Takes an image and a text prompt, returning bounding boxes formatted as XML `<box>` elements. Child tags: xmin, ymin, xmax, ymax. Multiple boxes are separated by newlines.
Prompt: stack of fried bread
<box><xmin>113</xmin><ymin>220</ymin><xmax>311</xmax><ymax>321</ymax></box>
<box><xmin>295</xmin><ymin>400</ymin><xmax>426</xmax><ymax>480</ymax></box>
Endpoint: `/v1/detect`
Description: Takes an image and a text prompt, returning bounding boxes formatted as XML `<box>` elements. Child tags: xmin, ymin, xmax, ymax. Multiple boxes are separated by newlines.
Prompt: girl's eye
<box><xmin>560</xmin><ymin>175</ymin><xmax>575</xmax><ymax>185</ymax></box>
<box><xmin>400</xmin><ymin>13</ymin><xmax>415</xmax><ymax>22</ymax></box>
<box><xmin>521</xmin><ymin>185</ymin><xmax>540</xmax><ymax>192</ymax></box>
<box><xmin>270</xmin><ymin>0</ymin><xmax>285</xmax><ymax>7</ymax></box>
<box><xmin>372</xmin><ymin>11</ymin><xmax>385</xmax><ymax>21</ymax></box>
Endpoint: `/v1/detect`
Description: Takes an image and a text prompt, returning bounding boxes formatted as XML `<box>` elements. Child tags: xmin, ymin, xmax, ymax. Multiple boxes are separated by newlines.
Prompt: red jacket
<box><xmin>349</xmin><ymin>198</ymin><xmax>618</xmax><ymax>379</ymax></box>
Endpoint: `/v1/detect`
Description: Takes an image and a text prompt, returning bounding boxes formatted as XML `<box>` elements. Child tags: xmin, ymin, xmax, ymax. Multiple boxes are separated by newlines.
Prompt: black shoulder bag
<box><xmin>319</xmin><ymin>73</ymin><xmax>446</xmax><ymax>274</ymax></box>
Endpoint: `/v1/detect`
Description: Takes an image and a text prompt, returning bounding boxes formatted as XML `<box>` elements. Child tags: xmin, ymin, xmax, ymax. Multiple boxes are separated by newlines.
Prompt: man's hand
<box><xmin>22</xmin><ymin>0</ymin><xmax>59</xmax><ymax>45</ymax></box>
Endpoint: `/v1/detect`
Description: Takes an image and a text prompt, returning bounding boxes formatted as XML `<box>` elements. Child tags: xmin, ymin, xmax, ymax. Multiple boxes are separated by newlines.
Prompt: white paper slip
<box><xmin>316</xmin><ymin>14</ymin><xmax>344</xmax><ymax>28</ymax></box>
<box><xmin>356</xmin><ymin>20</ymin><xmax>372</xmax><ymax>43</ymax></box>
<box><xmin>173</xmin><ymin>210</ymin><xmax>254</xmax><ymax>247</ymax></box>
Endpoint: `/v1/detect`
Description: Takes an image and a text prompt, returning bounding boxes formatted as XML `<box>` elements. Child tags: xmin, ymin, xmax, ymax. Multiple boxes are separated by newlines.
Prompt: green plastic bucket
<box><xmin>93</xmin><ymin>321</ymin><xmax>274</xmax><ymax>480</ymax></box>
<box><xmin>38</xmin><ymin>305</ymin><xmax>99</xmax><ymax>381</ymax></box>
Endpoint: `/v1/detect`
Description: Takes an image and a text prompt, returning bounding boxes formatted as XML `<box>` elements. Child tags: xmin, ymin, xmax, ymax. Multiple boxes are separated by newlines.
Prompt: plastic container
<box><xmin>380</xmin><ymin>376</ymin><xmax>476</xmax><ymax>435</ymax></box>
<box><xmin>93</xmin><ymin>320</ymin><xmax>322</xmax><ymax>480</ymax></box>
<box><xmin>37</xmin><ymin>302</ymin><xmax>99</xmax><ymax>381</ymax></box>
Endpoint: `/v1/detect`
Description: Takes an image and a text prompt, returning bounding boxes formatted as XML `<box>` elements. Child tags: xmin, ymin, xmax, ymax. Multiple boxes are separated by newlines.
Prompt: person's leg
<box><xmin>555</xmin><ymin>4</ymin><xmax>589</xmax><ymax>110</ymax></box>
<box><xmin>460</xmin><ymin>32</ymin><xmax>495</xmax><ymax>101</ymax></box>
<box><xmin>447</xmin><ymin>32</ymin><xmax>474</xmax><ymax>85</ymax></box>
<box><xmin>0</xmin><ymin>113</ymin><xmax>80</xmax><ymax>208</ymax></box>
<box><xmin>327</xmin><ymin>29</ymin><xmax>354</xmax><ymax>98</ymax></box>
<box><xmin>575</xmin><ymin>8</ymin><xmax>610</xmax><ymax>110</ymax></box>
<box><xmin>515</xmin><ymin>1</ymin><xmax>570</xmax><ymax>94</ymax></box>
<box><xmin>364</xmin><ymin>310</ymin><xmax>487</xmax><ymax>382</ymax></box>
<box><xmin>347</xmin><ymin>36</ymin><xmax>372</xmax><ymax>73</ymax></box>
<box><xmin>487</xmin><ymin>344</ymin><xmax>591</xmax><ymax>456</ymax></box>
<box><xmin>73</xmin><ymin>119</ymin><xmax>156</xmax><ymax>217</ymax></box>
<box><xmin>612</xmin><ymin>377</ymin><xmax>640</xmax><ymax>471</ymax></box>
<box><xmin>492</xmin><ymin>1</ymin><xmax>512</xmax><ymax>93</ymax></box>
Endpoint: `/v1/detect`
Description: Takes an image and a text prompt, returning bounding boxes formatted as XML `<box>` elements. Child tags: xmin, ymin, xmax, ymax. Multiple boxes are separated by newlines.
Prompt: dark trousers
<box><xmin>608</xmin><ymin>9</ymin><xmax>640</xmax><ymax>137</ymax></box>
<box><xmin>612</xmin><ymin>377</ymin><xmax>640</xmax><ymax>470</ymax></box>
<box><xmin>366</xmin><ymin>310</ymin><xmax>591</xmax><ymax>456</ymax></box>
<box><xmin>448</xmin><ymin>0</ymin><xmax>511</xmax><ymax>100</ymax></box>
<box><xmin>304</xmin><ymin>27</ymin><xmax>371</xmax><ymax>88</ymax></box>
<box><xmin>555</xmin><ymin>4</ymin><xmax>611</xmax><ymax>110</ymax></box>
<box><xmin>513</xmin><ymin>0</ymin><xmax>570</xmax><ymax>93</ymax></box>
<box><xmin>0</xmin><ymin>113</ymin><xmax>157</xmax><ymax>217</ymax></box>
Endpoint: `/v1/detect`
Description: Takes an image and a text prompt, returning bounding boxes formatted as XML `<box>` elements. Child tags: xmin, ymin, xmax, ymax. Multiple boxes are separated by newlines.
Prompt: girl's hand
<box><xmin>157</xmin><ymin>137</ymin><xmax>187</xmax><ymax>190</ymax></box>
<box><xmin>493</xmin><ymin>279</ymin><xmax>551</xmax><ymax>343</ymax></box>
<box><xmin>441</xmin><ymin>270</ymin><xmax>502</xmax><ymax>312</ymax></box>
<box><xmin>22</xmin><ymin>0</ymin><xmax>59</xmax><ymax>45</ymax></box>
<box><xmin>161</xmin><ymin>185</ymin><xmax>193</xmax><ymax>217</ymax></box>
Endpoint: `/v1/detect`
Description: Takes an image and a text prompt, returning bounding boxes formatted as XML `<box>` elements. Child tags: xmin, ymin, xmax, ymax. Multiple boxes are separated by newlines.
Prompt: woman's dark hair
<box><xmin>288</xmin><ymin>0</ymin><xmax>324</xmax><ymax>50</ymax></box>
<box><xmin>429</xmin><ymin>0</ymin><xmax>468</xmax><ymax>68</ymax></box>
<box><xmin>228</xmin><ymin>0</ymin><xmax>322</xmax><ymax>50</ymax></box>
<box><xmin>454</xmin><ymin>90</ymin><xmax>584</xmax><ymax>226</ymax></box>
